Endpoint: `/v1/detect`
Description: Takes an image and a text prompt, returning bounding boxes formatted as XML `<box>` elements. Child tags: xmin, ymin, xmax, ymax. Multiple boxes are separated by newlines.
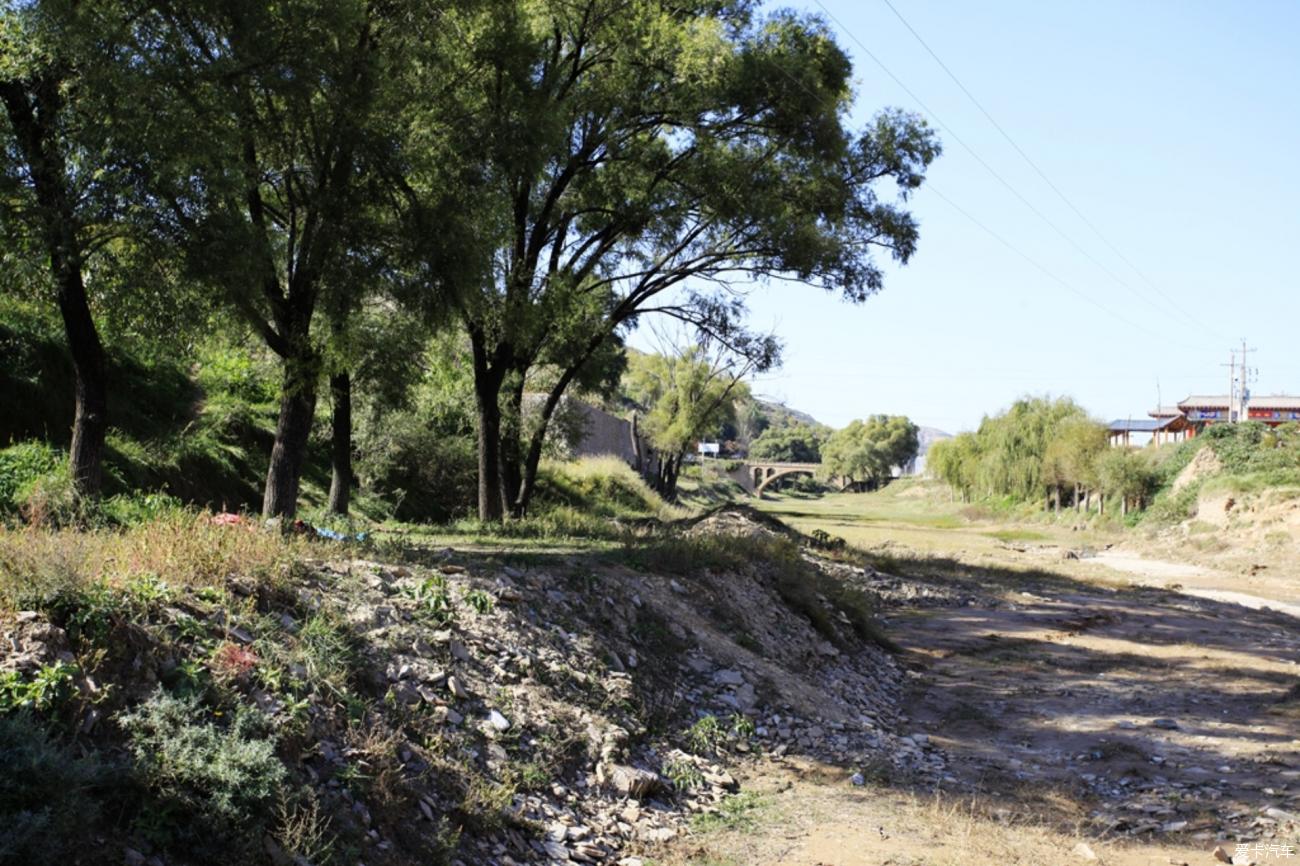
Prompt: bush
<box><xmin>0</xmin><ymin>442</ymin><xmax>63</xmax><ymax>515</ymax></box>
<box><xmin>121</xmin><ymin>691</ymin><xmax>286</xmax><ymax>852</ymax></box>
<box><xmin>0</xmin><ymin>714</ymin><xmax>106</xmax><ymax>865</ymax></box>
<box><xmin>357</xmin><ymin>410</ymin><xmax>478</xmax><ymax>523</ymax></box>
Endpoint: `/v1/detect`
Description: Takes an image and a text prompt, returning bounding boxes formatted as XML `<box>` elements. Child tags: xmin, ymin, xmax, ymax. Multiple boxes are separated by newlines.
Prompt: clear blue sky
<box><xmin>637</xmin><ymin>0</ymin><xmax>1300</xmax><ymax>433</ymax></box>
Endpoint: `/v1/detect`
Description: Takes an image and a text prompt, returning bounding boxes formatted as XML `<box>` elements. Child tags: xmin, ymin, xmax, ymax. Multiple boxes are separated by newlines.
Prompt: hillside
<box><xmin>0</xmin><ymin>507</ymin><xmax>936</xmax><ymax>866</ymax></box>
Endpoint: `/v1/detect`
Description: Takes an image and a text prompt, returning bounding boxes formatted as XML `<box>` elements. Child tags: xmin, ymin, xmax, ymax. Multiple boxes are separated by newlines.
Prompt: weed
<box><xmin>0</xmin><ymin>662</ymin><xmax>78</xmax><ymax>715</ymax></box>
<box><xmin>464</xmin><ymin>588</ymin><xmax>495</xmax><ymax>615</ymax></box>
<box><xmin>664</xmin><ymin>757</ymin><xmax>704</xmax><ymax>790</ymax></box>
<box><xmin>408</xmin><ymin>575</ymin><xmax>456</xmax><ymax>625</ymax></box>
<box><xmin>689</xmin><ymin>792</ymin><xmax>767</xmax><ymax>833</ymax></box>
<box><xmin>273</xmin><ymin>791</ymin><xmax>337</xmax><ymax>866</ymax></box>
<box><xmin>685</xmin><ymin>714</ymin><xmax>724</xmax><ymax>755</ymax></box>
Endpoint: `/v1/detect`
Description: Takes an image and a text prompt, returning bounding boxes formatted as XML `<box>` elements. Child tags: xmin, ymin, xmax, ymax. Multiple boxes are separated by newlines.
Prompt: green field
<box><xmin>753</xmin><ymin>478</ymin><xmax>1111</xmax><ymax>561</ymax></box>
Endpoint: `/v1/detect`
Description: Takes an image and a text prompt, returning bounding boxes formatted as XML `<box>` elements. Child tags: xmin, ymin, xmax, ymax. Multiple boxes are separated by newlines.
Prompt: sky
<box><xmin>633</xmin><ymin>0</ymin><xmax>1300</xmax><ymax>434</ymax></box>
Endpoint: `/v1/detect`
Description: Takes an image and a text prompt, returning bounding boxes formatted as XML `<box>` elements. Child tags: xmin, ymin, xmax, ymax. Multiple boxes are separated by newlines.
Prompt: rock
<box><xmin>1070</xmin><ymin>841</ymin><xmax>1098</xmax><ymax>861</ymax></box>
<box><xmin>850</xmin><ymin>772</ymin><xmax>865</xmax><ymax>786</ymax></box>
<box><xmin>488</xmin><ymin>709</ymin><xmax>511</xmax><ymax>731</ymax></box>
<box><xmin>449</xmin><ymin>640</ymin><xmax>471</xmax><ymax>663</ymax></box>
<box><xmin>447</xmin><ymin>675</ymin><xmax>468</xmax><ymax>698</ymax></box>
<box><xmin>713</xmin><ymin>669</ymin><xmax>745</xmax><ymax>686</ymax></box>
<box><xmin>1264</xmin><ymin>807</ymin><xmax>1297</xmax><ymax>823</ymax></box>
<box><xmin>639</xmin><ymin>827</ymin><xmax>676</xmax><ymax>843</ymax></box>
<box><xmin>1150</xmin><ymin>718</ymin><xmax>1179</xmax><ymax>730</ymax></box>
<box><xmin>542</xmin><ymin>840</ymin><xmax>570</xmax><ymax>860</ymax></box>
<box><xmin>1213</xmin><ymin>845</ymin><xmax>1232</xmax><ymax>863</ymax></box>
<box><xmin>600</xmin><ymin>764</ymin><xmax>664</xmax><ymax>799</ymax></box>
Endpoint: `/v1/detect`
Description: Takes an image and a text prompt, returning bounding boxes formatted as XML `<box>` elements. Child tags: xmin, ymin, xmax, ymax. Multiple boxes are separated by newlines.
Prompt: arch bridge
<box><xmin>725</xmin><ymin>461</ymin><xmax>849</xmax><ymax>496</ymax></box>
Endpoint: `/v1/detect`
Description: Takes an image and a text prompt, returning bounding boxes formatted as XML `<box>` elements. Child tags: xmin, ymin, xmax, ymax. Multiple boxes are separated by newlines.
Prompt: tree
<box><xmin>1096</xmin><ymin>448</ymin><xmax>1154</xmax><ymax>517</ymax></box>
<box><xmin>0</xmin><ymin>1</ymin><xmax>127</xmax><ymax>497</ymax></box>
<box><xmin>748</xmin><ymin>422</ymin><xmax>828</xmax><ymax>463</ymax></box>
<box><xmin>623</xmin><ymin>343</ymin><xmax>769</xmax><ymax>499</ymax></box>
<box><xmin>415</xmin><ymin>0</ymin><xmax>940</xmax><ymax>519</ymax></box>
<box><xmin>125</xmin><ymin>0</ymin><xmax>403</xmax><ymax>518</ymax></box>
<box><xmin>1042</xmin><ymin>418</ymin><xmax>1107</xmax><ymax>512</ymax></box>
<box><xmin>822</xmin><ymin>415</ymin><xmax>918</xmax><ymax>490</ymax></box>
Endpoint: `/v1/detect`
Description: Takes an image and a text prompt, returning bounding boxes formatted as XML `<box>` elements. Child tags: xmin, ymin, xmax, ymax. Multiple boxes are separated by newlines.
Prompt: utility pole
<box><xmin>1222</xmin><ymin>351</ymin><xmax>1237</xmax><ymax>422</ymax></box>
<box><xmin>1238</xmin><ymin>339</ymin><xmax>1256</xmax><ymax>422</ymax></box>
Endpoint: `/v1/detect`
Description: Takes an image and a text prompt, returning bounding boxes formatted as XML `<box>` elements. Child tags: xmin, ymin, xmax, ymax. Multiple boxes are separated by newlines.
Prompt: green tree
<box><xmin>623</xmin><ymin>345</ymin><xmax>765</xmax><ymax>499</ymax></box>
<box><xmin>127</xmin><ymin>0</ymin><xmax>405</xmax><ymax>518</ymax></box>
<box><xmin>416</xmin><ymin>0</ymin><xmax>940</xmax><ymax>519</ymax></box>
<box><xmin>1042</xmin><ymin>418</ymin><xmax>1108</xmax><ymax>512</ymax></box>
<box><xmin>748</xmin><ymin>422</ymin><xmax>829</xmax><ymax>463</ymax></box>
<box><xmin>1095</xmin><ymin>447</ymin><xmax>1155</xmax><ymax>517</ymax></box>
<box><xmin>821</xmin><ymin>415</ymin><xmax>919</xmax><ymax>489</ymax></box>
<box><xmin>0</xmin><ymin>1</ymin><xmax>129</xmax><ymax>497</ymax></box>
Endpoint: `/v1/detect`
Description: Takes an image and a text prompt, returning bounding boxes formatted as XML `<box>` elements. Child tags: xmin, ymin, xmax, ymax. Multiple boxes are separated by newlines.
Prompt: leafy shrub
<box><xmin>16</xmin><ymin>468</ymin><xmax>79</xmax><ymax>528</ymax></box>
<box><xmin>0</xmin><ymin>662</ymin><xmax>78</xmax><ymax>715</ymax></box>
<box><xmin>97</xmin><ymin>491</ymin><xmax>185</xmax><ymax>526</ymax></box>
<box><xmin>0</xmin><ymin>441</ymin><xmax>62</xmax><ymax>514</ymax></box>
<box><xmin>0</xmin><ymin>714</ymin><xmax>106</xmax><ymax>864</ymax></box>
<box><xmin>121</xmin><ymin>691</ymin><xmax>286</xmax><ymax>852</ymax></box>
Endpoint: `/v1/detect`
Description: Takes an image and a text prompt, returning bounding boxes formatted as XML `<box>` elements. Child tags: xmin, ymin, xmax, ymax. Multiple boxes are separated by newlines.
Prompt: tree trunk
<box><xmin>263</xmin><ymin>348</ymin><xmax>320</xmax><ymax>519</ymax></box>
<box><xmin>500</xmin><ymin>377</ymin><xmax>525</xmax><ymax>517</ymax></box>
<box><xmin>470</xmin><ymin>330</ymin><xmax>505</xmax><ymax>522</ymax></box>
<box><xmin>1053</xmin><ymin>486</ymin><xmax>1061</xmax><ymax>514</ymax></box>
<box><xmin>1</xmin><ymin>80</ymin><xmax>108</xmax><ymax>498</ymax></box>
<box><xmin>327</xmin><ymin>370</ymin><xmax>352</xmax><ymax>516</ymax></box>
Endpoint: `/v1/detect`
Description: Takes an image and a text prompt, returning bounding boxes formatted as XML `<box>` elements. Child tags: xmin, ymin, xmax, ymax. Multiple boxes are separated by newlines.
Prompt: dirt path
<box><xmin>1089</xmin><ymin>550</ymin><xmax>1300</xmax><ymax>620</ymax></box>
<box><xmin>667</xmin><ymin>547</ymin><xmax>1300</xmax><ymax>866</ymax></box>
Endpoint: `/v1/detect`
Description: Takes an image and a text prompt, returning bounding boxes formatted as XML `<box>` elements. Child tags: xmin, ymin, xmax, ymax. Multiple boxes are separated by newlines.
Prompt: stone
<box><xmin>447</xmin><ymin>675</ymin><xmax>468</xmax><ymax>698</ymax></box>
<box><xmin>713</xmin><ymin>669</ymin><xmax>745</xmax><ymax>686</ymax></box>
<box><xmin>600</xmin><ymin>764</ymin><xmax>664</xmax><ymax>799</ymax></box>
<box><xmin>488</xmin><ymin>709</ymin><xmax>511</xmax><ymax>731</ymax></box>
<box><xmin>1212</xmin><ymin>845</ymin><xmax>1232</xmax><ymax>863</ymax></box>
<box><xmin>1070</xmin><ymin>841</ymin><xmax>1098</xmax><ymax>861</ymax></box>
<box><xmin>850</xmin><ymin>772</ymin><xmax>866</xmax><ymax>786</ymax></box>
<box><xmin>450</xmin><ymin>639</ymin><xmax>472</xmax><ymax>662</ymax></box>
<box><xmin>1150</xmin><ymin>718</ymin><xmax>1179</xmax><ymax>730</ymax></box>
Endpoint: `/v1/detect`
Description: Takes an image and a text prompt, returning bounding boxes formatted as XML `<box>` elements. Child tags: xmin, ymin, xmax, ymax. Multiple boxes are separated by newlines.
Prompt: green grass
<box><xmin>689</xmin><ymin>792</ymin><xmax>770</xmax><ymax>834</ymax></box>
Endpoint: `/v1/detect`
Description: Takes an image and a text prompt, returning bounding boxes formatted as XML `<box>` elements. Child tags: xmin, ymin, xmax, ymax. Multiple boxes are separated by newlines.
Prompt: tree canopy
<box><xmin>821</xmin><ymin>415</ymin><xmax>918</xmax><ymax>487</ymax></box>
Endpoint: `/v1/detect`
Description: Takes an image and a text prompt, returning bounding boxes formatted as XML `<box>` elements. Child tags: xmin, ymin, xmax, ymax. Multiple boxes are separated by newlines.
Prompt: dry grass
<box><xmin>0</xmin><ymin>511</ymin><xmax>309</xmax><ymax>610</ymax></box>
<box><xmin>666</xmin><ymin>759</ymin><xmax>1197</xmax><ymax>866</ymax></box>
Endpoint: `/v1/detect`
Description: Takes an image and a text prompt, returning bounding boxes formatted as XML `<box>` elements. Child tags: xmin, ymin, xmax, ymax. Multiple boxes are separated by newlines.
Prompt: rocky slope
<box><xmin>1</xmin><ymin>508</ymin><xmax>942</xmax><ymax>866</ymax></box>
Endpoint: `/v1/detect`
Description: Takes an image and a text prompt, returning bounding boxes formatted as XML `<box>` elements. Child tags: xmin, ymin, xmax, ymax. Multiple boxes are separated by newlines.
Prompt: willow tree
<box><xmin>623</xmin><ymin>340</ymin><xmax>772</xmax><ymax>499</ymax></box>
<box><xmin>418</xmin><ymin>0</ymin><xmax>940</xmax><ymax>520</ymax></box>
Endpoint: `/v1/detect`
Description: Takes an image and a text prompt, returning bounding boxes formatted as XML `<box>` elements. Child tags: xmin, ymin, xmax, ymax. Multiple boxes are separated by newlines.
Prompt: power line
<box><xmin>926</xmin><ymin>184</ymin><xmax>1210</xmax><ymax>352</ymax></box>
<box><xmin>806</xmin><ymin>0</ymin><xmax>1217</xmax><ymax>341</ymax></box>
<box><xmin>875</xmin><ymin>0</ymin><xmax>1219</xmax><ymax>336</ymax></box>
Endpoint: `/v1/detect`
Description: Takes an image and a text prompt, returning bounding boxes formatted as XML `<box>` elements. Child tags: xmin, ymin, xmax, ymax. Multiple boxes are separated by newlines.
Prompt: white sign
<box><xmin>697</xmin><ymin>442</ymin><xmax>720</xmax><ymax>455</ymax></box>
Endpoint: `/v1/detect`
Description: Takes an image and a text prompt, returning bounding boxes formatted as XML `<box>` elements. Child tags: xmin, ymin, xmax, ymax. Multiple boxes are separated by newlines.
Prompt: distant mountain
<box><xmin>753</xmin><ymin>399</ymin><xmax>824</xmax><ymax>430</ymax></box>
<box><xmin>916</xmin><ymin>426</ymin><xmax>952</xmax><ymax>455</ymax></box>
<box><xmin>911</xmin><ymin>426</ymin><xmax>952</xmax><ymax>475</ymax></box>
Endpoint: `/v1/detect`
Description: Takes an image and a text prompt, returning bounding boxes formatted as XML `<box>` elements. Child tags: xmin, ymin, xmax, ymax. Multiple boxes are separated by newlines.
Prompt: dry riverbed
<box><xmin>672</xmin><ymin>494</ymin><xmax>1300</xmax><ymax>866</ymax></box>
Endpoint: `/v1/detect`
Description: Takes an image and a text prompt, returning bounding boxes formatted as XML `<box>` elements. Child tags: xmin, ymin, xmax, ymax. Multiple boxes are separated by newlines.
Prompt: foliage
<box><xmin>929</xmin><ymin>397</ymin><xmax>1103</xmax><ymax>506</ymax></box>
<box><xmin>120</xmin><ymin>691</ymin><xmax>286</xmax><ymax>850</ymax></box>
<box><xmin>0</xmin><ymin>662</ymin><xmax>77</xmax><ymax>715</ymax></box>
<box><xmin>821</xmin><ymin>415</ymin><xmax>919</xmax><ymax>487</ymax></box>
<box><xmin>747</xmin><ymin>421</ymin><xmax>829</xmax><ymax>463</ymax></box>
<box><xmin>0</xmin><ymin>441</ymin><xmax>61</xmax><ymax>514</ymax></box>
<box><xmin>0</xmin><ymin>714</ymin><xmax>107</xmax><ymax>865</ymax></box>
